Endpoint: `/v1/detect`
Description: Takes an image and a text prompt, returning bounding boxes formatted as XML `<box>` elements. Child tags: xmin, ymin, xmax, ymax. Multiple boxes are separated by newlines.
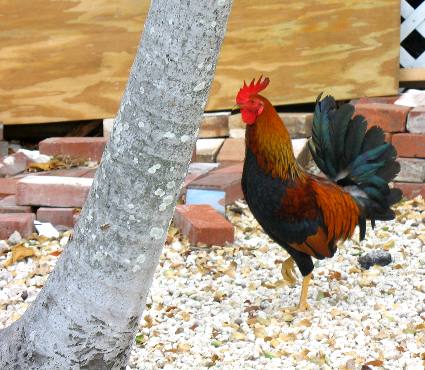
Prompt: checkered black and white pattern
<box><xmin>401</xmin><ymin>0</ymin><xmax>425</xmax><ymax>68</ymax></box>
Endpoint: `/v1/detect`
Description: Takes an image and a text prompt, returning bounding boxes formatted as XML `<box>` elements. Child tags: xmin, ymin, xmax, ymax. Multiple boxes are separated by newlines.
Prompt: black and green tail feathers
<box><xmin>308</xmin><ymin>94</ymin><xmax>402</xmax><ymax>240</ymax></box>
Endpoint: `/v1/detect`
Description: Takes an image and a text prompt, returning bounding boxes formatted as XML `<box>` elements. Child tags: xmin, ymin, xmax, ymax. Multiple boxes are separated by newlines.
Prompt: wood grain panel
<box><xmin>0</xmin><ymin>0</ymin><xmax>400</xmax><ymax>124</ymax></box>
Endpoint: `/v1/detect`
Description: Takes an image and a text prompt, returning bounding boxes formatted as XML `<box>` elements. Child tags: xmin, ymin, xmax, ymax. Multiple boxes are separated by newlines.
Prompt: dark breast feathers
<box><xmin>242</xmin><ymin>148</ymin><xmax>359</xmax><ymax>275</ymax></box>
<box><xmin>242</xmin><ymin>148</ymin><xmax>320</xmax><ymax>244</ymax></box>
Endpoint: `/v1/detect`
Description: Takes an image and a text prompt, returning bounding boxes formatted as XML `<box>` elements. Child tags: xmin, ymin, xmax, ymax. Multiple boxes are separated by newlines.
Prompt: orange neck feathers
<box><xmin>245</xmin><ymin>97</ymin><xmax>305</xmax><ymax>181</ymax></box>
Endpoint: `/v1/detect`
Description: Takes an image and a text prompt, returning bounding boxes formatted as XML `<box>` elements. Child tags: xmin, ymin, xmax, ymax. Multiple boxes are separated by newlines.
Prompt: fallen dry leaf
<box><xmin>297</xmin><ymin>318</ymin><xmax>312</xmax><ymax>327</ymax></box>
<box><xmin>231</xmin><ymin>331</ymin><xmax>246</xmax><ymax>340</ymax></box>
<box><xmin>262</xmin><ymin>279</ymin><xmax>286</xmax><ymax>289</ymax></box>
<box><xmin>189</xmin><ymin>322</ymin><xmax>199</xmax><ymax>331</ymax></box>
<box><xmin>282</xmin><ymin>313</ymin><xmax>295</xmax><ymax>322</ymax></box>
<box><xmin>28</xmin><ymin>162</ymin><xmax>53</xmax><ymax>171</ymax></box>
<box><xmin>175</xmin><ymin>327</ymin><xmax>184</xmax><ymax>334</ymax></box>
<box><xmin>278</xmin><ymin>333</ymin><xmax>296</xmax><ymax>342</ymax></box>
<box><xmin>176</xmin><ymin>342</ymin><xmax>191</xmax><ymax>353</ymax></box>
<box><xmin>254</xmin><ymin>324</ymin><xmax>267</xmax><ymax>338</ymax></box>
<box><xmin>143</xmin><ymin>315</ymin><xmax>154</xmax><ymax>328</ymax></box>
<box><xmin>244</xmin><ymin>305</ymin><xmax>260</xmax><ymax>313</ymax></box>
<box><xmin>224</xmin><ymin>261</ymin><xmax>237</xmax><ymax>278</ymax></box>
<box><xmin>166</xmin><ymin>225</ymin><xmax>180</xmax><ymax>244</ymax></box>
<box><xmin>213</xmin><ymin>291</ymin><xmax>227</xmax><ymax>302</ymax></box>
<box><xmin>328</xmin><ymin>270</ymin><xmax>342</xmax><ymax>280</ymax></box>
<box><xmin>363</xmin><ymin>359</ymin><xmax>384</xmax><ymax>367</ymax></box>
<box><xmin>180</xmin><ymin>311</ymin><xmax>190</xmax><ymax>321</ymax></box>
<box><xmin>296</xmin><ymin>348</ymin><xmax>310</xmax><ymax>361</ymax></box>
<box><xmin>206</xmin><ymin>354</ymin><xmax>220</xmax><ymax>367</ymax></box>
<box><xmin>4</xmin><ymin>244</ymin><xmax>36</xmax><ymax>267</ymax></box>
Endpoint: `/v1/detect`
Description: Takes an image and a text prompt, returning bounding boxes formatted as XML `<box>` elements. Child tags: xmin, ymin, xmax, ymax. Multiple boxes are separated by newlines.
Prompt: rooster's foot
<box><xmin>282</xmin><ymin>273</ymin><xmax>312</xmax><ymax>313</ymax></box>
<box><xmin>281</xmin><ymin>257</ymin><xmax>297</xmax><ymax>286</ymax></box>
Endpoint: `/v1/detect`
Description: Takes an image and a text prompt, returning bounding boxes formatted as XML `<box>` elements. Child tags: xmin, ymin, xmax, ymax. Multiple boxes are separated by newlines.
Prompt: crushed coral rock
<box><xmin>0</xmin><ymin>198</ymin><xmax>424</xmax><ymax>370</ymax></box>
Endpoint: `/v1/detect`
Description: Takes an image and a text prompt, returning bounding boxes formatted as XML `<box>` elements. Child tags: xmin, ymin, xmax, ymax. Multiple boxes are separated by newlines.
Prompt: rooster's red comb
<box><xmin>236</xmin><ymin>76</ymin><xmax>270</xmax><ymax>104</ymax></box>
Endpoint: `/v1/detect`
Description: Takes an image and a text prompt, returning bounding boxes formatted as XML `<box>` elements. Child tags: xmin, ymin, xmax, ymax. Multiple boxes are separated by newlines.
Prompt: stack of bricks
<box><xmin>172</xmin><ymin>111</ymin><xmax>313</xmax><ymax>246</ymax></box>
<box><xmin>352</xmin><ymin>97</ymin><xmax>425</xmax><ymax>199</ymax></box>
<box><xmin>0</xmin><ymin>139</ymin><xmax>98</xmax><ymax>239</ymax></box>
<box><xmin>2</xmin><ymin>95</ymin><xmax>423</xmax><ymax>241</ymax></box>
<box><xmin>0</xmin><ymin>171</ymin><xmax>96</xmax><ymax>240</ymax></box>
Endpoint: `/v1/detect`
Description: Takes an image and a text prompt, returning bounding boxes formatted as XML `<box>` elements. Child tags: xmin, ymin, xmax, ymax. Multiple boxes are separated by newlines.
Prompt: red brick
<box><xmin>39</xmin><ymin>137</ymin><xmax>107</xmax><ymax>161</ymax></box>
<box><xmin>0</xmin><ymin>152</ymin><xmax>29</xmax><ymax>176</ymax></box>
<box><xmin>30</xmin><ymin>168</ymin><xmax>96</xmax><ymax>179</ymax></box>
<box><xmin>279</xmin><ymin>113</ymin><xmax>313</xmax><ymax>138</ymax></box>
<box><xmin>40</xmin><ymin>168</ymin><xmax>94</xmax><ymax>177</ymax></box>
<box><xmin>0</xmin><ymin>213</ymin><xmax>35</xmax><ymax>239</ymax></box>
<box><xmin>174</xmin><ymin>204</ymin><xmax>234</xmax><ymax>245</ymax></box>
<box><xmin>352</xmin><ymin>96</ymin><xmax>399</xmax><ymax>105</ymax></box>
<box><xmin>0</xmin><ymin>170</ymin><xmax>83</xmax><ymax>195</ymax></box>
<box><xmin>229</xmin><ymin>113</ymin><xmax>313</xmax><ymax>139</ymax></box>
<box><xmin>0</xmin><ymin>195</ymin><xmax>32</xmax><ymax>213</ymax></box>
<box><xmin>188</xmin><ymin>163</ymin><xmax>243</xmax><ymax>204</ymax></box>
<box><xmin>0</xmin><ymin>175</ymin><xmax>27</xmax><ymax>195</ymax></box>
<box><xmin>217</xmin><ymin>138</ymin><xmax>245</xmax><ymax>163</ymax></box>
<box><xmin>199</xmin><ymin>112</ymin><xmax>230</xmax><ymax>138</ymax></box>
<box><xmin>37</xmin><ymin>207</ymin><xmax>78</xmax><ymax>227</ymax></box>
<box><xmin>394</xmin><ymin>182</ymin><xmax>425</xmax><ymax>199</ymax></box>
<box><xmin>407</xmin><ymin>107</ymin><xmax>425</xmax><ymax>133</ymax></box>
<box><xmin>16</xmin><ymin>176</ymin><xmax>93</xmax><ymax>207</ymax></box>
<box><xmin>182</xmin><ymin>163</ymin><xmax>219</xmax><ymax>192</ymax></box>
<box><xmin>81</xmin><ymin>168</ymin><xmax>97</xmax><ymax>178</ymax></box>
<box><xmin>215</xmin><ymin>162</ymin><xmax>243</xmax><ymax>173</ymax></box>
<box><xmin>392</xmin><ymin>133</ymin><xmax>425</xmax><ymax>158</ymax></box>
<box><xmin>354</xmin><ymin>103</ymin><xmax>410</xmax><ymax>133</ymax></box>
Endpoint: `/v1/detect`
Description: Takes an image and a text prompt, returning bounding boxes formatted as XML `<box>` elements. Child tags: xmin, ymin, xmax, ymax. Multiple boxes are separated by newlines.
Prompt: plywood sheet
<box><xmin>0</xmin><ymin>0</ymin><xmax>400</xmax><ymax>124</ymax></box>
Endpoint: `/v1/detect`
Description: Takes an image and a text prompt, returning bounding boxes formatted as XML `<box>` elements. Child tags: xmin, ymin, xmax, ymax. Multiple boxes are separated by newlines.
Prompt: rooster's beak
<box><xmin>231</xmin><ymin>104</ymin><xmax>240</xmax><ymax>112</ymax></box>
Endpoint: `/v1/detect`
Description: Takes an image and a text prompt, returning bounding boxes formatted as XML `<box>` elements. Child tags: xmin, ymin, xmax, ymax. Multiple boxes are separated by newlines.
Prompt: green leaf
<box><xmin>316</xmin><ymin>291</ymin><xmax>326</xmax><ymax>300</ymax></box>
<box><xmin>402</xmin><ymin>328</ymin><xmax>416</xmax><ymax>335</ymax></box>
<box><xmin>263</xmin><ymin>351</ymin><xmax>275</xmax><ymax>359</ymax></box>
<box><xmin>211</xmin><ymin>340</ymin><xmax>222</xmax><ymax>347</ymax></box>
<box><xmin>135</xmin><ymin>334</ymin><xmax>145</xmax><ymax>344</ymax></box>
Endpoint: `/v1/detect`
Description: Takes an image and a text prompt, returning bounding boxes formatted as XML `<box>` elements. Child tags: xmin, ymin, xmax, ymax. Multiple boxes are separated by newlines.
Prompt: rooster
<box><xmin>237</xmin><ymin>77</ymin><xmax>402</xmax><ymax>311</ymax></box>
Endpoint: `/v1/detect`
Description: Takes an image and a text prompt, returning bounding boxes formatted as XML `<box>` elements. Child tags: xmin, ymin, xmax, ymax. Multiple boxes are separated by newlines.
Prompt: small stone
<box><xmin>21</xmin><ymin>291</ymin><xmax>28</xmax><ymax>301</ymax></box>
<box><xmin>259</xmin><ymin>300</ymin><xmax>270</xmax><ymax>310</ymax></box>
<box><xmin>8</xmin><ymin>230</ymin><xmax>22</xmax><ymax>245</ymax></box>
<box><xmin>358</xmin><ymin>250</ymin><xmax>392</xmax><ymax>269</ymax></box>
<box><xmin>17</xmin><ymin>149</ymin><xmax>51</xmax><ymax>164</ymax></box>
<box><xmin>0</xmin><ymin>240</ymin><xmax>9</xmax><ymax>254</ymax></box>
<box><xmin>60</xmin><ymin>236</ymin><xmax>70</xmax><ymax>247</ymax></box>
<box><xmin>0</xmin><ymin>152</ymin><xmax>29</xmax><ymax>177</ymax></box>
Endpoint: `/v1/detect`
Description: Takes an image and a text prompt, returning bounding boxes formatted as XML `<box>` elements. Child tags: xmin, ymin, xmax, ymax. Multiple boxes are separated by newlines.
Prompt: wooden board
<box><xmin>0</xmin><ymin>0</ymin><xmax>400</xmax><ymax>124</ymax></box>
<box><xmin>399</xmin><ymin>68</ymin><xmax>425</xmax><ymax>82</ymax></box>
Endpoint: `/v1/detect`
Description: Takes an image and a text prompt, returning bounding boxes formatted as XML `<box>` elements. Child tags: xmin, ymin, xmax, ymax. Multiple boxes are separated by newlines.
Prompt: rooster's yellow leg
<box><xmin>281</xmin><ymin>257</ymin><xmax>296</xmax><ymax>286</ymax></box>
<box><xmin>297</xmin><ymin>273</ymin><xmax>312</xmax><ymax>311</ymax></box>
<box><xmin>282</xmin><ymin>273</ymin><xmax>312</xmax><ymax>313</ymax></box>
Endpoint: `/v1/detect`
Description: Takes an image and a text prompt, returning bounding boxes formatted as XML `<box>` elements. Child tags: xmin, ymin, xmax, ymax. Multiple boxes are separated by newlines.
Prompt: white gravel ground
<box><xmin>0</xmin><ymin>197</ymin><xmax>424</xmax><ymax>370</ymax></box>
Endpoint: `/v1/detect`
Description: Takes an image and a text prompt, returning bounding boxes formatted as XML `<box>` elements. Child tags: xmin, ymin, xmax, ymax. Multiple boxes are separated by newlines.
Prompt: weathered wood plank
<box><xmin>0</xmin><ymin>0</ymin><xmax>400</xmax><ymax>124</ymax></box>
<box><xmin>399</xmin><ymin>67</ymin><xmax>425</xmax><ymax>82</ymax></box>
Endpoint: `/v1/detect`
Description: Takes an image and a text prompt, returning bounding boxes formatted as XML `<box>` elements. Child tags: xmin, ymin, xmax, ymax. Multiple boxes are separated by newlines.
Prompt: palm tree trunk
<box><xmin>0</xmin><ymin>1</ymin><xmax>233</xmax><ymax>368</ymax></box>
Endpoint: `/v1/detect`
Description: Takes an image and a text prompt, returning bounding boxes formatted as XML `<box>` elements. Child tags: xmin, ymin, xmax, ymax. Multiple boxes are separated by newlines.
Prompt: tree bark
<box><xmin>0</xmin><ymin>1</ymin><xmax>233</xmax><ymax>368</ymax></box>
